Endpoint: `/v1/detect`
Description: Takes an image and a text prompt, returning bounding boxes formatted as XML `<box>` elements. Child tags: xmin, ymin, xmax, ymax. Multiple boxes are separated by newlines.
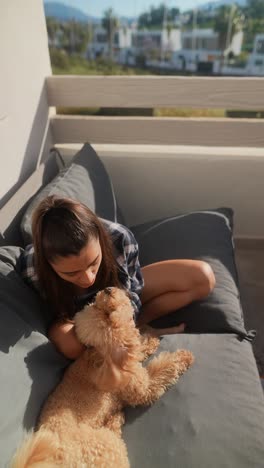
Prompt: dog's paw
<box><xmin>171</xmin><ymin>349</ymin><xmax>195</xmax><ymax>372</ymax></box>
<box><xmin>139</xmin><ymin>330</ymin><xmax>160</xmax><ymax>360</ymax></box>
<box><xmin>147</xmin><ymin>349</ymin><xmax>194</xmax><ymax>383</ymax></box>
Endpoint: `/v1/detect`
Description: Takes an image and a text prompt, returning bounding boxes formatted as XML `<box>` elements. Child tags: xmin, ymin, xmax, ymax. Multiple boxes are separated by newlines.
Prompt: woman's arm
<box><xmin>110</xmin><ymin>223</ymin><xmax>144</xmax><ymax>319</ymax></box>
<box><xmin>48</xmin><ymin>320</ymin><xmax>86</xmax><ymax>360</ymax></box>
<box><xmin>20</xmin><ymin>244</ymin><xmax>40</xmax><ymax>291</ymax></box>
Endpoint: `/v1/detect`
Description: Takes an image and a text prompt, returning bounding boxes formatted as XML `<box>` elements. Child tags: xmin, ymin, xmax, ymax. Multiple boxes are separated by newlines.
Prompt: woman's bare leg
<box><xmin>138</xmin><ymin>259</ymin><xmax>215</xmax><ymax>326</ymax></box>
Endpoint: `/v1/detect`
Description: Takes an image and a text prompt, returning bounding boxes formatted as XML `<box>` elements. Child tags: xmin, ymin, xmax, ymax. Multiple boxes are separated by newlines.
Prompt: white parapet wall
<box><xmin>0</xmin><ymin>0</ymin><xmax>52</xmax><ymax>207</ymax></box>
<box><xmin>57</xmin><ymin>144</ymin><xmax>264</xmax><ymax>240</ymax></box>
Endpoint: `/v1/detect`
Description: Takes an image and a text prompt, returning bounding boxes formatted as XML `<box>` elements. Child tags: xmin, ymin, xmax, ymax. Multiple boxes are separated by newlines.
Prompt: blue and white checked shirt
<box><xmin>20</xmin><ymin>219</ymin><xmax>144</xmax><ymax>318</ymax></box>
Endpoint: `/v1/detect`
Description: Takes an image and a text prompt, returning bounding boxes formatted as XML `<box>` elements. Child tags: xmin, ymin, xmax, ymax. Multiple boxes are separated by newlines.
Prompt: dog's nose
<box><xmin>104</xmin><ymin>287</ymin><xmax>113</xmax><ymax>295</ymax></box>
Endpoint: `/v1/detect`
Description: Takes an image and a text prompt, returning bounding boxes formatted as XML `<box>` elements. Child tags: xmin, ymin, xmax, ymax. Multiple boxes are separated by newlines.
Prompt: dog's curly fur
<box><xmin>11</xmin><ymin>287</ymin><xmax>194</xmax><ymax>468</ymax></box>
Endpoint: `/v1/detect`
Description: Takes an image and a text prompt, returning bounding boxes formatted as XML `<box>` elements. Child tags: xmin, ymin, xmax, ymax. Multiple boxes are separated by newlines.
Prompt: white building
<box><xmin>87</xmin><ymin>26</ymin><xmax>181</xmax><ymax>65</ymax></box>
<box><xmin>171</xmin><ymin>29</ymin><xmax>221</xmax><ymax>72</ymax></box>
<box><xmin>171</xmin><ymin>29</ymin><xmax>243</xmax><ymax>73</ymax></box>
<box><xmin>86</xmin><ymin>27</ymin><xmax>133</xmax><ymax>60</ymax></box>
<box><xmin>131</xmin><ymin>29</ymin><xmax>181</xmax><ymax>52</ymax></box>
<box><xmin>246</xmin><ymin>34</ymin><xmax>264</xmax><ymax>76</ymax></box>
<box><xmin>131</xmin><ymin>29</ymin><xmax>182</xmax><ymax>66</ymax></box>
<box><xmin>87</xmin><ymin>26</ymin><xmax>243</xmax><ymax>73</ymax></box>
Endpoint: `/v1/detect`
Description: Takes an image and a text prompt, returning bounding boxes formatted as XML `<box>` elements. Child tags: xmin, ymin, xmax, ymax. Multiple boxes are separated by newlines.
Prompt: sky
<box><xmin>44</xmin><ymin>0</ymin><xmax>221</xmax><ymax>18</ymax></box>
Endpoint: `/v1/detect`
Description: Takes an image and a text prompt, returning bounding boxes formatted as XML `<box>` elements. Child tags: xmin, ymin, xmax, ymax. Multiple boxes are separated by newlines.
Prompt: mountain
<box><xmin>198</xmin><ymin>0</ymin><xmax>247</xmax><ymax>11</ymax></box>
<box><xmin>44</xmin><ymin>1</ymin><xmax>247</xmax><ymax>25</ymax></box>
<box><xmin>43</xmin><ymin>2</ymin><xmax>136</xmax><ymax>25</ymax></box>
<box><xmin>43</xmin><ymin>2</ymin><xmax>100</xmax><ymax>23</ymax></box>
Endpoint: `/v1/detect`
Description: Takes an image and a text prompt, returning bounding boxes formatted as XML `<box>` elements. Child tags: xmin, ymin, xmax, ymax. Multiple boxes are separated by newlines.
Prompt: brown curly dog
<box><xmin>11</xmin><ymin>287</ymin><xmax>194</xmax><ymax>468</ymax></box>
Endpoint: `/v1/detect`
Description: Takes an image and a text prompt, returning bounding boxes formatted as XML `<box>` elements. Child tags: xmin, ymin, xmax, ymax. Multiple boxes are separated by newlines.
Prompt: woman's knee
<box><xmin>193</xmin><ymin>261</ymin><xmax>216</xmax><ymax>300</ymax></box>
<box><xmin>48</xmin><ymin>321</ymin><xmax>85</xmax><ymax>360</ymax></box>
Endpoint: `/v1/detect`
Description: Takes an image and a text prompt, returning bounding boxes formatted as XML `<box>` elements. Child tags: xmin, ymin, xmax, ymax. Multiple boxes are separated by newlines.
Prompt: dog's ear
<box><xmin>92</xmin><ymin>345</ymin><xmax>130</xmax><ymax>391</ymax></box>
<box><xmin>92</xmin><ymin>353</ymin><xmax>130</xmax><ymax>391</ymax></box>
<box><xmin>110</xmin><ymin>345</ymin><xmax>129</xmax><ymax>368</ymax></box>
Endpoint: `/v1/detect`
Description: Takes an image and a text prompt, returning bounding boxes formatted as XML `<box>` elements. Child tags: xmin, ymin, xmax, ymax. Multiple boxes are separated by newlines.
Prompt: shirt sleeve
<box><xmin>109</xmin><ymin>222</ymin><xmax>144</xmax><ymax>318</ymax></box>
<box><xmin>20</xmin><ymin>244</ymin><xmax>40</xmax><ymax>291</ymax></box>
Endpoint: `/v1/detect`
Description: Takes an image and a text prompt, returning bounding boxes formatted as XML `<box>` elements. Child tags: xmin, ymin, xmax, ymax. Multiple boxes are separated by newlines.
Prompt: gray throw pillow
<box><xmin>131</xmin><ymin>208</ymin><xmax>247</xmax><ymax>337</ymax></box>
<box><xmin>0</xmin><ymin>246</ymin><xmax>69</xmax><ymax>466</ymax></box>
<box><xmin>20</xmin><ymin>143</ymin><xmax>117</xmax><ymax>245</ymax></box>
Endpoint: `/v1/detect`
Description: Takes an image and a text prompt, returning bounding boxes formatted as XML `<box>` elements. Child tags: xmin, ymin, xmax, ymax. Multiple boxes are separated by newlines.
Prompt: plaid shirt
<box><xmin>20</xmin><ymin>219</ymin><xmax>144</xmax><ymax>318</ymax></box>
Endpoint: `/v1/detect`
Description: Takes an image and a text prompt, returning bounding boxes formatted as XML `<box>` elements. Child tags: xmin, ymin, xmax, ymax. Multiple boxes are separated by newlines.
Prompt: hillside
<box><xmin>44</xmin><ymin>2</ymin><xmax>99</xmax><ymax>23</ymax></box>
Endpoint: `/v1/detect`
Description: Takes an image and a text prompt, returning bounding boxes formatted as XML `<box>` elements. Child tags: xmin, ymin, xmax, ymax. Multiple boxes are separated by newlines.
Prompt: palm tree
<box><xmin>72</xmin><ymin>21</ymin><xmax>92</xmax><ymax>55</ymax></box>
<box><xmin>102</xmin><ymin>8</ymin><xmax>119</xmax><ymax>61</ymax></box>
<box><xmin>214</xmin><ymin>5</ymin><xmax>245</xmax><ymax>69</ymax></box>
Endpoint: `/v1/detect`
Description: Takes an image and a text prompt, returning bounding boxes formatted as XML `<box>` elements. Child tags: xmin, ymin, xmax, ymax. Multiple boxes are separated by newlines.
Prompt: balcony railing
<box><xmin>46</xmin><ymin>75</ymin><xmax>264</xmax><ymax>147</ymax></box>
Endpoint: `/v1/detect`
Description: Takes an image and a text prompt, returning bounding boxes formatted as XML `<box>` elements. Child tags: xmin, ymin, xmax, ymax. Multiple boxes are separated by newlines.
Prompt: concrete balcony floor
<box><xmin>235</xmin><ymin>244</ymin><xmax>264</xmax><ymax>377</ymax></box>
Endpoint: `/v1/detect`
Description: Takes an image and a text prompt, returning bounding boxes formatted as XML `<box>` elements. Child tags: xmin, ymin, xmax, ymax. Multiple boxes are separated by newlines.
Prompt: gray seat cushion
<box><xmin>131</xmin><ymin>209</ymin><xmax>247</xmax><ymax>337</ymax></box>
<box><xmin>20</xmin><ymin>143</ymin><xmax>117</xmax><ymax>245</ymax></box>
<box><xmin>1</xmin><ymin>247</ymin><xmax>263</xmax><ymax>468</ymax></box>
<box><xmin>0</xmin><ymin>247</ymin><xmax>69</xmax><ymax>465</ymax></box>
<box><xmin>123</xmin><ymin>333</ymin><xmax>264</xmax><ymax>468</ymax></box>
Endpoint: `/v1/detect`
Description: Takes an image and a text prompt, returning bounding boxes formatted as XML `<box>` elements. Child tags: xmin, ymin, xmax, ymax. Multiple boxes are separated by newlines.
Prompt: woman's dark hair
<box><xmin>32</xmin><ymin>195</ymin><xmax>120</xmax><ymax>321</ymax></box>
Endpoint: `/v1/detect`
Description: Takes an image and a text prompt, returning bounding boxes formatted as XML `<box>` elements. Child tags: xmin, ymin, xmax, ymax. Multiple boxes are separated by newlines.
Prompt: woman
<box><xmin>21</xmin><ymin>195</ymin><xmax>215</xmax><ymax>360</ymax></box>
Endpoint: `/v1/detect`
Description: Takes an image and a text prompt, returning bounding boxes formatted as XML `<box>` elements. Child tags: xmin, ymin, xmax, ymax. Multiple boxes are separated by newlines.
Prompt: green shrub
<box><xmin>49</xmin><ymin>48</ymin><xmax>69</xmax><ymax>70</ymax></box>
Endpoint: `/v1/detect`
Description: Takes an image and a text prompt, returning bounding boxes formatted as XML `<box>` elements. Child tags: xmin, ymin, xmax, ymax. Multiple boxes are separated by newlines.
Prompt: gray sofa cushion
<box><xmin>0</xmin><ymin>247</ymin><xmax>69</xmax><ymax>466</ymax></box>
<box><xmin>1</xmin><ymin>247</ymin><xmax>263</xmax><ymax>468</ymax></box>
<box><xmin>20</xmin><ymin>143</ymin><xmax>117</xmax><ymax>245</ymax></box>
<box><xmin>123</xmin><ymin>333</ymin><xmax>264</xmax><ymax>468</ymax></box>
<box><xmin>131</xmin><ymin>209</ymin><xmax>247</xmax><ymax>337</ymax></box>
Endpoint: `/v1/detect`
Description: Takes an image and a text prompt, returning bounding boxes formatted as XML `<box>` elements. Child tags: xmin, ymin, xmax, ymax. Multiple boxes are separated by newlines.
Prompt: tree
<box><xmin>238</xmin><ymin>0</ymin><xmax>264</xmax><ymax>52</ymax></box>
<box><xmin>71</xmin><ymin>21</ymin><xmax>92</xmax><ymax>54</ymax></box>
<box><xmin>138</xmin><ymin>4</ymin><xmax>180</xmax><ymax>30</ymax></box>
<box><xmin>49</xmin><ymin>48</ymin><xmax>69</xmax><ymax>70</ymax></box>
<box><xmin>102</xmin><ymin>8</ymin><xmax>119</xmax><ymax>61</ymax></box>
<box><xmin>214</xmin><ymin>5</ymin><xmax>245</xmax><ymax>67</ymax></box>
<box><xmin>46</xmin><ymin>17</ymin><xmax>92</xmax><ymax>56</ymax></box>
<box><xmin>243</xmin><ymin>17</ymin><xmax>264</xmax><ymax>51</ymax></box>
<box><xmin>246</xmin><ymin>0</ymin><xmax>264</xmax><ymax>19</ymax></box>
<box><xmin>46</xmin><ymin>17</ymin><xmax>59</xmax><ymax>47</ymax></box>
<box><xmin>185</xmin><ymin>9</ymin><xmax>214</xmax><ymax>29</ymax></box>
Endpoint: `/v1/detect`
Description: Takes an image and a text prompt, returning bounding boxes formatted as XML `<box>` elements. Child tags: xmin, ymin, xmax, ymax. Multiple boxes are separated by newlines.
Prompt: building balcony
<box><xmin>1</xmin><ymin>74</ymin><xmax>264</xmax><ymax>374</ymax></box>
<box><xmin>46</xmin><ymin>74</ymin><xmax>264</xmax><ymax>373</ymax></box>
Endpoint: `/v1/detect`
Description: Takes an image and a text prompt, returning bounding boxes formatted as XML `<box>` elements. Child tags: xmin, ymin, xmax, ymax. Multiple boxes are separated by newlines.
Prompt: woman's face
<box><xmin>49</xmin><ymin>237</ymin><xmax>102</xmax><ymax>290</ymax></box>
